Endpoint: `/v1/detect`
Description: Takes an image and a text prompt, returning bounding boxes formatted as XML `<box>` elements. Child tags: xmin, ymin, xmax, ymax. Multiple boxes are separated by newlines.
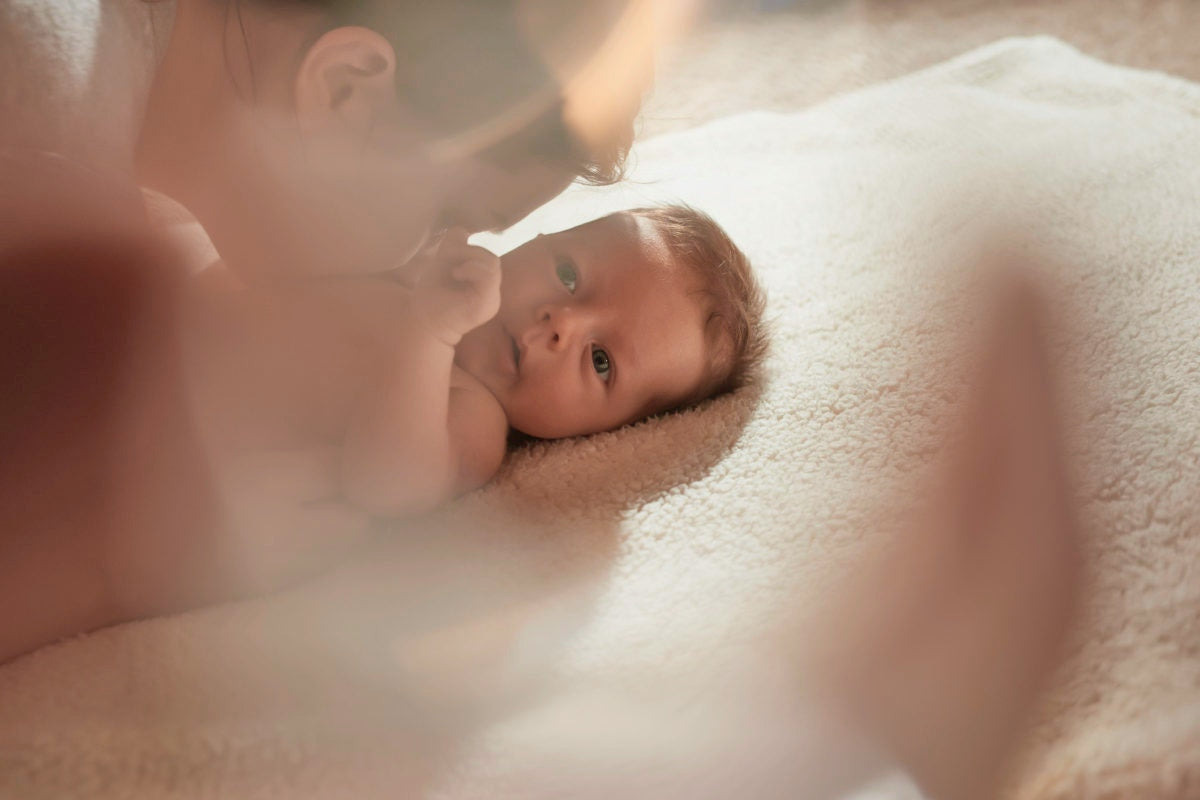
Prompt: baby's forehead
<box><xmin>573</xmin><ymin>212</ymin><xmax>685</xmax><ymax>280</ymax></box>
<box><xmin>569</xmin><ymin>211</ymin><xmax>645</xmax><ymax>247</ymax></box>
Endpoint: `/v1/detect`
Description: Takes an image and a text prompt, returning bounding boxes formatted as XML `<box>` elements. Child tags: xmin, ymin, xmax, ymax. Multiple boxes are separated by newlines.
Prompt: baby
<box><xmin>0</xmin><ymin>204</ymin><xmax>765</xmax><ymax>665</ymax></box>
<box><xmin>186</xmin><ymin>205</ymin><xmax>767</xmax><ymax>518</ymax></box>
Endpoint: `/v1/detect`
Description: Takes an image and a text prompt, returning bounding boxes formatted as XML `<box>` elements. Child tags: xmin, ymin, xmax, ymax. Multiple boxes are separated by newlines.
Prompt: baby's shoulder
<box><xmin>448</xmin><ymin>367</ymin><xmax>509</xmax><ymax>492</ymax></box>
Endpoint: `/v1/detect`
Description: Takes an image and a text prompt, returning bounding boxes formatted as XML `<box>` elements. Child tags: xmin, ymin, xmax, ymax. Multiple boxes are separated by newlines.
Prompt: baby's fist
<box><xmin>412</xmin><ymin>229</ymin><xmax>501</xmax><ymax>346</ymax></box>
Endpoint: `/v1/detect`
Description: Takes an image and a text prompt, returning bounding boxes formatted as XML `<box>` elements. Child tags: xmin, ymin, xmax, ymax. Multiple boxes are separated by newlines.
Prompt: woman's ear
<box><xmin>294</xmin><ymin>26</ymin><xmax>399</xmax><ymax>136</ymax></box>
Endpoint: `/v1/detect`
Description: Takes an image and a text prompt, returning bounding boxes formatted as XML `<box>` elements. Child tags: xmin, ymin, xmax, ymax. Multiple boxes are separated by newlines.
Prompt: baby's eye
<box><xmin>591</xmin><ymin>346</ymin><xmax>611</xmax><ymax>382</ymax></box>
<box><xmin>556</xmin><ymin>260</ymin><xmax>578</xmax><ymax>294</ymax></box>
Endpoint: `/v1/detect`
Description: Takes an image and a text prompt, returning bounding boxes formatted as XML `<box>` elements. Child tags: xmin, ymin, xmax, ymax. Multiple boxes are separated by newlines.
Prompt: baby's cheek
<box><xmin>507</xmin><ymin>381</ymin><xmax>582</xmax><ymax>439</ymax></box>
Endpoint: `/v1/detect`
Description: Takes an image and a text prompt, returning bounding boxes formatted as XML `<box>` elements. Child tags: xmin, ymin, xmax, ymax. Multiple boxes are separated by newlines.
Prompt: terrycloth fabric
<box><xmin>2</xmin><ymin>36</ymin><xmax>1198</xmax><ymax>800</ymax></box>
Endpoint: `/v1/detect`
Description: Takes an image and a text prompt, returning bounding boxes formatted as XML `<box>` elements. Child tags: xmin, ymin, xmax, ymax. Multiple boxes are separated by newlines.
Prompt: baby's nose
<box><xmin>537</xmin><ymin>305</ymin><xmax>581</xmax><ymax>351</ymax></box>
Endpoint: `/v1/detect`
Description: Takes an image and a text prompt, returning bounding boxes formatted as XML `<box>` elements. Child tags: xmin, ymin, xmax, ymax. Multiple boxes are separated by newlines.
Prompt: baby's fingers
<box><xmin>455</xmin><ymin>264</ymin><xmax>501</xmax><ymax>326</ymax></box>
<box><xmin>450</xmin><ymin>255</ymin><xmax>500</xmax><ymax>287</ymax></box>
<box><xmin>449</xmin><ymin>246</ymin><xmax>502</xmax><ymax>303</ymax></box>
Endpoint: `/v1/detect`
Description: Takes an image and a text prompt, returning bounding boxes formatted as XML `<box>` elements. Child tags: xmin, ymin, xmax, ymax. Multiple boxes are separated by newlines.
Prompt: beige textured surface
<box><xmin>642</xmin><ymin>0</ymin><xmax>1200</xmax><ymax>138</ymax></box>
<box><xmin>639</xmin><ymin>8</ymin><xmax>1200</xmax><ymax>799</ymax></box>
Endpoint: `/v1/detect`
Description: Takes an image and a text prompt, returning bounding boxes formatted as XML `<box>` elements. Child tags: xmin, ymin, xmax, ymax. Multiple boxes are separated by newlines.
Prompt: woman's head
<box><xmin>136</xmin><ymin>0</ymin><xmax>645</xmax><ymax>278</ymax></box>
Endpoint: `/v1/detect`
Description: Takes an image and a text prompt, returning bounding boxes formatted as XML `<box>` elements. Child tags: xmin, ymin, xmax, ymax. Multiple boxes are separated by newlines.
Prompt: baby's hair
<box><xmin>624</xmin><ymin>204</ymin><xmax>768</xmax><ymax>409</ymax></box>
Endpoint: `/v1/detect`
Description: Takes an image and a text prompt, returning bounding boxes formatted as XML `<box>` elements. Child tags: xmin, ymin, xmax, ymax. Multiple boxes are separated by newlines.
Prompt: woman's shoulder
<box><xmin>0</xmin><ymin>0</ymin><xmax>172</xmax><ymax>174</ymax></box>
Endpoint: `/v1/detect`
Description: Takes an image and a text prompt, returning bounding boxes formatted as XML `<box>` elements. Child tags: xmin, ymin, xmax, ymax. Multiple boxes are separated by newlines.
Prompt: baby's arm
<box><xmin>341</xmin><ymin>231</ymin><xmax>507</xmax><ymax>516</ymax></box>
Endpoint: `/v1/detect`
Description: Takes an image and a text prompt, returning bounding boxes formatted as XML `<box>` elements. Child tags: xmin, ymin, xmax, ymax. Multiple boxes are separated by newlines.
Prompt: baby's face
<box><xmin>455</xmin><ymin>214</ymin><xmax>709</xmax><ymax>438</ymax></box>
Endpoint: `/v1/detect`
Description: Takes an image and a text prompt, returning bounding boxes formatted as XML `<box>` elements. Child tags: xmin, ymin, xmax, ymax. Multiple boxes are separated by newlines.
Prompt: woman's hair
<box><xmin>252</xmin><ymin>0</ymin><xmax>636</xmax><ymax>184</ymax></box>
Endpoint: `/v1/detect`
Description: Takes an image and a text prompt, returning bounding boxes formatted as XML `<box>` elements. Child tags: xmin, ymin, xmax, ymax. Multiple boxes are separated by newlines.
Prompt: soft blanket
<box><xmin>2</xmin><ymin>37</ymin><xmax>1198</xmax><ymax>800</ymax></box>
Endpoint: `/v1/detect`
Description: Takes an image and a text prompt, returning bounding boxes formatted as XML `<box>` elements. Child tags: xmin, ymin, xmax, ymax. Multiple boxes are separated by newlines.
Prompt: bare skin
<box><xmin>0</xmin><ymin>212</ymin><xmax>712</xmax><ymax>663</ymax></box>
<box><xmin>136</xmin><ymin>0</ymin><xmax>582</xmax><ymax>280</ymax></box>
<box><xmin>0</xmin><ymin>206</ymin><xmax>1080</xmax><ymax>800</ymax></box>
<box><xmin>186</xmin><ymin>214</ymin><xmax>717</xmax><ymax>519</ymax></box>
<box><xmin>1</xmin><ymin>0</ymin><xmax>653</xmax><ymax>664</ymax></box>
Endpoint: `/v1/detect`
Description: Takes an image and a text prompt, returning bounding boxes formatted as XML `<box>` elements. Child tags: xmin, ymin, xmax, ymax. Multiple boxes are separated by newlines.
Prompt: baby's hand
<box><xmin>410</xmin><ymin>228</ymin><xmax>501</xmax><ymax>346</ymax></box>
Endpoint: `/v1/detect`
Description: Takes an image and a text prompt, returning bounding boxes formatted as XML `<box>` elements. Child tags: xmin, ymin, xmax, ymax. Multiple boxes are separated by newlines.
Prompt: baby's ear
<box><xmin>293</xmin><ymin>26</ymin><xmax>399</xmax><ymax>138</ymax></box>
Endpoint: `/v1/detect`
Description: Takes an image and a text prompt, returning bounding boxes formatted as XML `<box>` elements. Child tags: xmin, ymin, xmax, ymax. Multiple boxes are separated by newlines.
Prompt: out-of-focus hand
<box><xmin>799</xmin><ymin>275</ymin><xmax>1081</xmax><ymax>800</ymax></box>
<box><xmin>409</xmin><ymin>228</ymin><xmax>501</xmax><ymax>347</ymax></box>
